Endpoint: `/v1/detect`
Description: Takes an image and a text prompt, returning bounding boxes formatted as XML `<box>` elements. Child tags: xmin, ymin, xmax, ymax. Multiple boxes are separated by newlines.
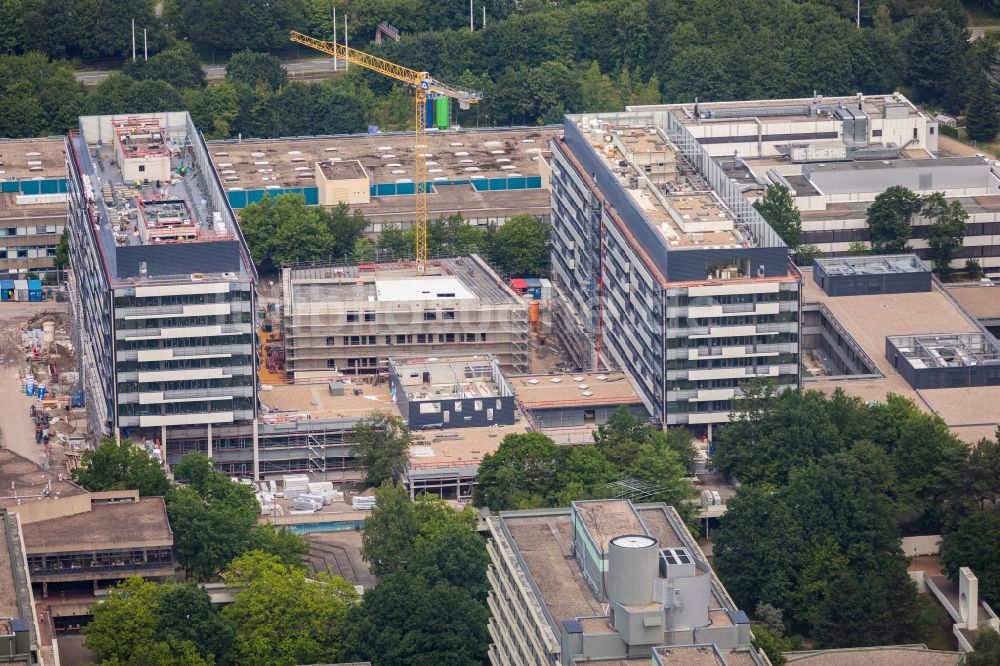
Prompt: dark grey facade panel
<box><xmin>664</xmin><ymin>247</ymin><xmax>790</xmax><ymax>282</ymax></box>
<box><xmin>886</xmin><ymin>338</ymin><xmax>1000</xmax><ymax>389</ymax></box>
<box><xmin>116</xmin><ymin>241</ymin><xmax>243</xmax><ymax>279</ymax></box>
<box><xmin>696</xmin><ymin>131</ymin><xmax>840</xmax><ymax>145</ymax></box>
<box><xmin>813</xmin><ymin>264</ymin><xmax>931</xmax><ymax>296</ymax></box>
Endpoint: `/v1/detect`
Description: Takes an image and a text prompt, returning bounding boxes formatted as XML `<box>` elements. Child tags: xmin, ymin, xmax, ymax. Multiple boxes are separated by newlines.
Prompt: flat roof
<box><xmin>375</xmin><ymin>276</ymin><xmax>475</xmax><ymax>302</ymax></box>
<box><xmin>391</xmin><ymin>355</ymin><xmax>502</xmax><ymax>401</ymax></box>
<box><xmin>0</xmin><ymin>448</ymin><xmax>86</xmax><ymax>508</ymax></box>
<box><xmin>21</xmin><ymin>497</ymin><xmax>172</xmax><ymax>553</ymax></box>
<box><xmin>784</xmin><ymin>646</ymin><xmax>963</xmax><ymax>666</ymax></box>
<box><xmin>0</xmin><ymin>510</ymin><xmax>21</xmax><ymax>621</ymax></box>
<box><xmin>948</xmin><ymin>284</ymin><xmax>1000</xmax><ymax>320</ymax></box>
<box><xmin>406</xmin><ymin>423</ymin><xmax>527</xmax><ymax>469</ymax></box>
<box><xmin>646</xmin><ymin>94</ymin><xmax>926</xmax><ymax>124</ymax></box>
<box><xmin>511</xmin><ymin>371</ymin><xmax>641</xmax><ymax>408</ymax></box>
<box><xmin>573</xmin><ymin>499</ymin><xmax>644</xmax><ymax>552</ymax></box>
<box><xmin>653</xmin><ymin>645</ymin><xmax>726</xmax><ymax>666</ymax></box>
<box><xmin>888</xmin><ymin>332</ymin><xmax>1000</xmax><ymax>369</ymax></box>
<box><xmin>318</xmin><ymin>159</ymin><xmax>367</xmax><ymax>180</ymax></box>
<box><xmin>285</xmin><ymin>255</ymin><xmax>522</xmax><ymax>311</ymax></box>
<box><xmin>260</xmin><ymin>382</ymin><xmax>398</xmax><ymax>421</ymax></box>
<box><xmin>209</xmin><ymin>126</ymin><xmax>558</xmax><ymax>191</ymax></box>
<box><xmin>0</xmin><ymin>192</ymin><xmax>66</xmax><ymax>218</ymax></box>
<box><xmin>0</xmin><ymin>137</ymin><xmax>67</xmax><ymax>180</ymax></box>
<box><xmin>815</xmin><ymin>254</ymin><xmax>928</xmax><ymax>277</ymax></box>
<box><xmin>806</xmin><ymin>156</ymin><xmax>983</xmax><ymax>173</ymax></box>
<box><xmin>801</xmin><ymin>270</ymin><xmax>996</xmax><ymax>443</ymax></box>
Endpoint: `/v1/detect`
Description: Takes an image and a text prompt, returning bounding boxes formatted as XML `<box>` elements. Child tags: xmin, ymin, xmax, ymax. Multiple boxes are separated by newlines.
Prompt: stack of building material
<box><xmin>307</xmin><ymin>481</ymin><xmax>336</xmax><ymax>504</ymax></box>
<box><xmin>297</xmin><ymin>492</ymin><xmax>329</xmax><ymax>507</ymax></box>
<box><xmin>293</xmin><ymin>496</ymin><xmax>322</xmax><ymax>512</ymax></box>
<box><xmin>282</xmin><ymin>474</ymin><xmax>310</xmax><ymax>499</ymax></box>
<box><xmin>352</xmin><ymin>495</ymin><xmax>376</xmax><ymax>510</ymax></box>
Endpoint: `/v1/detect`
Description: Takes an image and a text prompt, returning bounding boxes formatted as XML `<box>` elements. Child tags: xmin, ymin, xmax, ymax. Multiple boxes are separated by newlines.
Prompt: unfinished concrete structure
<box><xmin>281</xmin><ymin>255</ymin><xmax>529</xmax><ymax>379</ymax></box>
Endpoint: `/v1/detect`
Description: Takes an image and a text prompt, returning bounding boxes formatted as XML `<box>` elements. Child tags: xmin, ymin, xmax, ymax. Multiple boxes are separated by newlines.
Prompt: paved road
<box><xmin>75</xmin><ymin>57</ymin><xmax>341</xmax><ymax>85</ymax></box>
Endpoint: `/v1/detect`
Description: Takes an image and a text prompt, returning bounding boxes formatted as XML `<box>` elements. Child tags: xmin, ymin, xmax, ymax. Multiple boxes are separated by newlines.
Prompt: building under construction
<box><xmin>280</xmin><ymin>254</ymin><xmax>530</xmax><ymax>380</ymax></box>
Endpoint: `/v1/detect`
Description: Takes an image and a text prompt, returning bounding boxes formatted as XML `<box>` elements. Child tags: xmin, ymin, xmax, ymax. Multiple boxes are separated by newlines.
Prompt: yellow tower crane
<box><xmin>290</xmin><ymin>30</ymin><xmax>481</xmax><ymax>274</ymax></box>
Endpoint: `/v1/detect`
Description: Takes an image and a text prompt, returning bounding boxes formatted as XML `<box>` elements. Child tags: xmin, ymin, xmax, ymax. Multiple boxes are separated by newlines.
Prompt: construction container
<box><xmin>328</xmin><ymin>381</ymin><xmax>345</xmax><ymax>396</ymax></box>
<box><xmin>434</xmin><ymin>97</ymin><xmax>449</xmax><ymax>130</ymax></box>
<box><xmin>425</xmin><ymin>98</ymin><xmax>435</xmax><ymax>129</ymax></box>
<box><xmin>529</xmin><ymin>301</ymin><xmax>539</xmax><ymax>326</ymax></box>
<box><xmin>27</xmin><ymin>279</ymin><xmax>42</xmax><ymax>301</ymax></box>
<box><xmin>0</xmin><ymin>280</ymin><xmax>13</xmax><ymax>301</ymax></box>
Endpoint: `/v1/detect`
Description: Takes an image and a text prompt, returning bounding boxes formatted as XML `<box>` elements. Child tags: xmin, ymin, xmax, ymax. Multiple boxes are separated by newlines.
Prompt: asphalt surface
<box><xmin>75</xmin><ymin>57</ymin><xmax>341</xmax><ymax>84</ymax></box>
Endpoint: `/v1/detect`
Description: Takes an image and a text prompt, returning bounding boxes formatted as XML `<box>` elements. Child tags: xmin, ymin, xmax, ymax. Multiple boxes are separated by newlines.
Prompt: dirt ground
<box><xmin>0</xmin><ymin>301</ymin><xmax>82</xmax><ymax>467</ymax></box>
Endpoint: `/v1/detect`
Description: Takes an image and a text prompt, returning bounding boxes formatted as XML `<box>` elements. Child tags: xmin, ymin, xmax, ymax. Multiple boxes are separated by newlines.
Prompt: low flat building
<box><xmin>801</xmin><ymin>255</ymin><xmax>1000</xmax><ymax>443</ymax></box>
<box><xmin>0</xmin><ymin>449</ymin><xmax>174</xmax><ymax>596</ymax></box>
<box><xmin>403</xmin><ymin>422</ymin><xmax>527</xmax><ymax>500</ymax></box>
<box><xmin>0</xmin><ymin>509</ymin><xmax>41</xmax><ymax>666</ymax></box>
<box><xmin>512</xmin><ymin>371</ymin><xmax>649</xmax><ymax>444</ymax></box>
<box><xmin>208</xmin><ymin>126</ymin><xmax>560</xmax><ymax>231</ymax></box>
<box><xmin>389</xmin><ymin>355</ymin><xmax>516</xmax><ymax>430</ymax></box>
<box><xmin>784</xmin><ymin>646</ymin><xmax>963</xmax><ymax>666</ymax></box>
<box><xmin>281</xmin><ymin>255</ymin><xmax>529</xmax><ymax>380</ymax></box>
<box><xmin>485</xmin><ymin>498</ymin><xmax>763</xmax><ymax>666</ymax></box>
<box><xmin>0</xmin><ymin>137</ymin><xmax>68</xmax><ymax>278</ymax></box>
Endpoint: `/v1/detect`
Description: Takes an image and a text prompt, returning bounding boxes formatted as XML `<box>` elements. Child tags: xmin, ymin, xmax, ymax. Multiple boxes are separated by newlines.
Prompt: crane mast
<box><xmin>290</xmin><ymin>31</ymin><xmax>481</xmax><ymax>273</ymax></box>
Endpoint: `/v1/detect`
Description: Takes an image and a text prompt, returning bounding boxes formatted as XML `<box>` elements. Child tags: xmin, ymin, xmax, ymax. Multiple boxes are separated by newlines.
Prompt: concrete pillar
<box><xmin>161</xmin><ymin>425</ymin><xmax>168</xmax><ymax>470</ymax></box>
<box><xmin>252</xmin><ymin>418</ymin><xmax>260</xmax><ymax>480</ymax></box>
<box><xmin>207</xmin><ymin>422</ymin><xmax>213</xmax><ymax>459</ymax></box>
<box><xmin>115</xmin><ymin>427</ymin><xmax>121</xmax><ymax>444</ymax></box>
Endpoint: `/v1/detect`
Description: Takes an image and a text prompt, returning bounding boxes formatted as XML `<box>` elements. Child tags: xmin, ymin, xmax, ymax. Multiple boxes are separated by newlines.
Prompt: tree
<box><xmin>412</xmin><ymin>494</ymin><xmax>479</xmax><ymax>540</ymax></box>
<box><xmin>866</xmin><ymin>185</ymin><xmax>922</xmax><ymax>253</ymax></box>
<box><xmin>124</xmin><ymin>43</ymin><xmax>207</xmax><ymax>90</ymax></box>
<box><xmin>166</xmin><ymin>0</ymin><xmax>307</xmax><ymax>52</ymax></box>
<box><xmin>473</xmin><ymin>432</ymin><xmax>560</xmax><ymax>511</ymax></box>
<box><xmin>579</xmin><ymin>61</ymin><xmax>622</xmax><ymax>112</ymax></box>
<box><xmin>341</xmin><ymin>573</ymin><xmax>489</xmax><ymax>666</ymax></box>
<box><xmin>167</xmin><ymin>454</ymin><xmax>260</xmax><ymax>580</ymax></box>
<box><xmin>222</xmin><ymin>550</ymin><xmax>359</xmax><ymax>666</ymax></box>
<box><xmin>905</xmin><ymin>8</ymin><xmax>966</xmax><ymax>110</ymax></box>
<box><xmin>360</xmin><ymin>482</ymin><xmax>418</xmax><ymax>576</ymax></box>
<box><xmin>754</xmin><ymin>184</ymin><xmax>801</xmax><ymax>248</ymax></box>
<box><xmin>250</xmin><ymin>82</ymin><xmax>366</xmax><ymax>138</ymax></box>
<box><xmin>484</xmin><ymin>214</ymin><xmax>551</xmax><ymax>277</ymax></box>
<box><xmin>847</xmin><ymin>240</ymin><xmax>869</xmax><ymax>256</ymax></box>
<box><xmin>942</xmin><ymin>508</ymin><xmax>1000</xmax><ymax>609</ymax></box>
<box><xmin>967</xmin><ymin>258</ymin><xmax>985</xmax><ymax>280</ymax></box>
<box><xmin>968</xmin><ymin>628</ymin><xmax>1000</xmax><ymax>666</ymax></box>
<box><xmin>794</xmin><ymin>244</ymin><xmax>821</xmax><ymax>266</ymax></box>
<box><xmin>751</xmin><ymin>624</ymin><xmax>792</xmax><ymax>666</ymax></box>
<box><xmin>408</xmin><ymin>524</ymin><xmax>491</xmax><ymax>601</ymax></box>
<box><xmin>84</xmin><ymin>578</ymin><xmax>230</xmax><ymax>666</ymax></box>
<box><xmin>226</xmin><ymin>50</ymin><xmax>288</xmax><ymax>92</ymax></box>
<box><xmin>249</xmin><ymin>523</ymin><xmax>309</xmax><ymax>569</ymax></box>
<box><xmin>72</xmin><ymin>436</ymin><xmax>170</xmax><ymax>496</ymax></box>
<box><xmin>352</xmin><ymin>413</ymin><xmax>411</xmax><ymax>487</ymax></box>
<box><xmin>53</xmin><ymin>227</ymin><xmax>69</xmax><ymax>270</ymax></box>
<box><xmin>966</xmin><ymin>73</ymin><xmax>1000</xmax><ymax>143</ymax></box>
<box><xmin>922</xmin><ymin>192</ymin><xmax>967</xmax><ymax>278</ymax></box>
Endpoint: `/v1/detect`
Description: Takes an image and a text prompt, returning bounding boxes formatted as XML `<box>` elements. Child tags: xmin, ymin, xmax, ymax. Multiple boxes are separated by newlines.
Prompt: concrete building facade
<box><xmin>549</xmin><ymin>111</ymin><xmax>800</xmax><ymax>432</ymax></box>
<box><xmin>281</xmin><ymin>255</ymin><xmax>529</xmax><ymax>380</ymax></box>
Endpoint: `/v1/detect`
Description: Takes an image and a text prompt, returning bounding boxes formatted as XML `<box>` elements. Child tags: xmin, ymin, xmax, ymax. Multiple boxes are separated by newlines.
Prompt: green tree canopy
<box><xmin>966</xmin><ymin>72</ymin><xmax>1000</xmax><ymax>143</ymax></box>
<box><xmin>53</xmin><ymin>227</ymin><xmax>69</xmax><ymax>270</ymax></box>
<box><xmin>360</xmin><ymin>481</ymin><xmax>418</xmax><ymax>576</ymax></box>
<box><xmin>123</xmin><ymin>42</ymin><xmax>207</xmax><ymax>90</ymax></box>
<box><xmin>904</xmin><ymin>8</ymin><xmax>967</xmax><ymax>110</ymax></box>
<box><xmin>72</xmin><ymin>436</ymin><xmax>170</xmax><ymax>496</ymax></box>
<box><xmin>408</xmin><ymin>523</ymin><xmax>491</xmax><ymax>601</ymax></box>
<box><xmin>484</xmin><ymin>214</ymin><xmax>551</xmax><ymax>277</ymax></box>
<box><xmin>865</xmin><ymin>185</ymin><xmax>923</xmax><ymax>253</ymax></box>
<box><xmin>341</xmin><ymin>572</ymin><xmax>489</xmax><ymax>666</ymax></box>
<box><xmin>222</xmin><ymin>550</ymin><xmax>359</xmax><ymax>666</ymax></box>
<box><xmin>225</xmin><ymin>50</ymin><xmax>288</xmax><ymax>92</ymax></box>
<box><xmin>942</xmin><ymin>507</ymin><xmax>1000</xmax><ymax>609</ymax></box>
<box><xmin>754</xmin><ymin>184</ymin><xmax>802</xmax><ymax>248</ymax></box>
<box><xmin>968</xmin><ymin>628</ymin><xmax>1000</xmax><ymax>666</ymax></box>
<box><xmin>353</xmin><ymin>413</ymin><xmax>411</xmax><ymax>487</ymax></box>
<box><xmin>473</xmin><ymin>432</ymin><xmax>560</xmax><ymax>511</ymax></box>
<box><xmin>921</xmin><ymin>192</ymin><xmax>968</xmax><ymax>278</ymax></box>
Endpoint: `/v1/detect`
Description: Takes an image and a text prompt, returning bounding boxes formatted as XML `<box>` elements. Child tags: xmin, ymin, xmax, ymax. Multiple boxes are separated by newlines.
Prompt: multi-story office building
<box><xmin>635</xmin><ymin>94</ymin><xmax>1000</xmax><ymax>273</ymax></box>
<box><xmin>65</xmin><ymin>113</ymin><xmax>258</xmax><ymax>443</ymax></box>
<box><xmin>485</xmin><ymin>499</ymin><xmax>764</xmax><ymax>666</ymax></box>
<box><xmin>549</xmin><ymin>111</ymin><xmax>800</xmax><ymax>434</ymax></box>
<box><xmin>0</xmin><ymin>138</ymin><xmax>69</xmax><ymax>279</ymax></box>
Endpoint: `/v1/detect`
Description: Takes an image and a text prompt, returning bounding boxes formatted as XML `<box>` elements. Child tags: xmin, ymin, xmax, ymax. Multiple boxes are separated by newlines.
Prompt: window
<box><xmin>326</xmin><ymin>336</ymin><xmax>335</xmax><ymax>346</ymax></box>
<box><xmin>479</xmin><ymin>333</ymin><xmax>487</xmax><ymax>342</ymax></box>
<box><xmin>872</xmin><ymin>129</ymin><xmax>883</xmax><ymax>137</ymax></box>
<box><xmin>439</xmin><ymin>333</ymin><xmax>455</xmax><ymax>343</ymax></box>
<box><xmin>442</xmin><ymin>310</ymin><xmax>455</xmax><ymax>320</ymax></box>
<box><xmin>474</xmin><ymin>400</ymin><xmax>483</xmax><ymax>411</ymax></box>
<box><xmin>17</xmin><ymin>249</ymin><xmax>27</xmax><ymax>258</ymax></box>
<box><xmin>364</xmin><ymin>313</ymin><xmax>376</xmax><ymax>322</ymax></box>
<box><xmin>417</xmin><ymin>334</ymin><xmax>431</xmax><ymax>343</ymax></box>
<box><xmin>423</xmin><ymin>311</ymin><xmax>437</xmax><ymax>321</ymax></box>
<box><xmin>138</xmin><ymin>165</ymin><xmax>145</xmax><ymax>172</ymax></box>
<box><xmin>929</xmin><ymin>126</ymin><xmax>935</xmax><ymax>135</ymax></box>
<box><xmin>326</xmin><ymin>359</ymin><xmax>336</xmax><ymax>368</ymax></box>
<box><xmin>346</xmin><ymin>312</ymin><xmax>359</xmax><ymax>322</ymax></box>
<box><xmin>396</xmin><ymin>334</ymin><xmax>409</xmax><ymax>344</ymax></box>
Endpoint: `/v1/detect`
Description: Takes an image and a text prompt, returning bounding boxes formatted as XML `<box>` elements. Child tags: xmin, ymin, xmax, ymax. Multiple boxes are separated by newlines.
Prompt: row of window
<box><xmin>666</xmin><ymin>354</ymin><xmax>797</xmax><ymax>372</ymax></box>
<box><xmin>343</xmin><ymin>309</ymin><xmax>457</xmax><ymax>323</ymax></box>
<box><xmin>666</xmin><ymin>291</ymin><xmax>798</xmax><ymax>307</ymax></box>
<box><xmin>0</xmin><ymin>247</ymin><xmax>56</xmax><ymax>259</ymax></box>
<box><xmin>667</xmin><ymin>375</ymin><xmax>799</xmax><ymax>392</ymax></box>
<box><xmin>114</xmin><ymin>291</ymin><xmax>249</xmax><ymax>308</ymax></box>
<box><xmin>116</xmin><ymin>355</ymin><xmax>252</xmax><ymax>372</ymax></box>
<box><xmin>1</xmin><ymin>224</ymin><xmax>60</xmax><ymax>237</ymax></box>
<box><xmin>115</xmin><ymin>312</ymin><xmax>251</xmax><ymax>330</ymax></box>
<box><xmin>115</xmin><ymin>333</ymin><xmax>253</xmax><ymax>351</ymax></box>
<box><xmin>325</xmin><ymin>332</ymin><xmax>488</xmax><ymax>346</ymax></box>
<box><xmin>666</xmin><ymin>332</ymin><xmax>798</xmax><ymax>349</ymax></box>
<box><xmin>668</xmin><ymin>312</ymin><xmax>798</xmax><ymax>328</ymax></box>
<box><xmin>117</xmin><ymin>397</ymin><xmax>252</xmax><ymax>416</ymax></box>
<box><xmin>118</xmin><ymin>375</ymin><xmax>254</xmax><ymax>394</ymax></box>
